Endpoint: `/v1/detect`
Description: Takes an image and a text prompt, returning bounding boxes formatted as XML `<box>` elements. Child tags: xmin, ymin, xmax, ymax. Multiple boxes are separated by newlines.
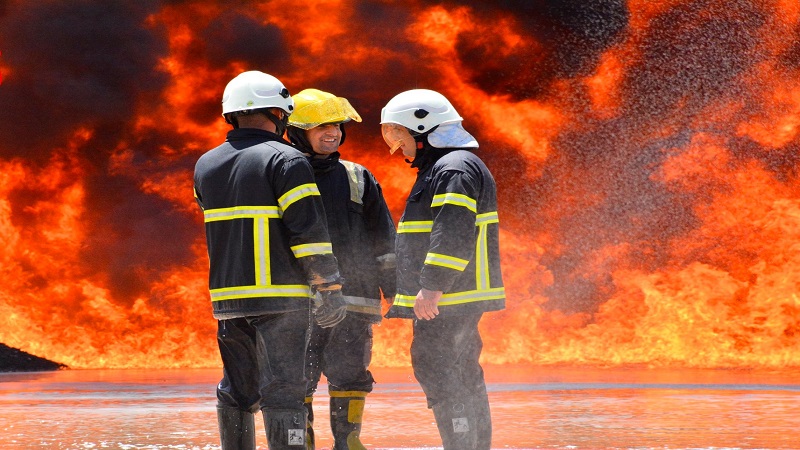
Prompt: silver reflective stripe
<box><xmin>291</xmin><ymin>242</ymin><xmax>333</xmax><ymax>258</ymax></box>
<box><xmin>431</xmin><ymin>192</ymin><xmax>477</xmax><ymax>213</ymax></box>
<box><xmin>343</xmin><ymin>295</ymin><xmax>380</xmax><ymax>307</ymax></box>
<box><xmin>476</xmin><ymin>222</ymin><xmax>489</xmax><ymax>289</ymax></box>
<box><xmin>341</xmin><ymin>160</ymin><xmax>365</xmax><ymax>205</ymax></box>
<box><xmin>204</xmin><ymin>206</ymin><xmax>281</xmax><ymax>288</ymax></box>
<box><xmin>475</xmin><ymin>211</ymin><xmax>498</xmax><ymax>289</ymax></box>
<box><xmin>204</xmin><ymin>206</ymin><xmax>281</xmax><ymax>222</ymax></box>
<box><xmin>475</xmin><ymin>211</ymin><xmax>499</xmax><ymax>225</ymax></box>
<box><xmin>255</xmin><ymin>217</ymin><xmax>268</xmax><ymax>285</ymax></box>
<box><xmin>343</xmin><ymin>295</ymin><xmax>381</xmax><ymax>315</ymax></box>
<box><xmin>394</xmin><ymin>287</ymin><xmax>505</xmax><ymax>307</ymax></box>
<box><xmin>398</xmin><ymin>212</ymin><xmax>498</xmax><ymax>234</ymax></box>
<box><xmin>278</xmin><ymin>183</ymin><xmax>320</xmax><ymax>211</ymax></box>
<box><xmin>210</xmin><ymin>285</ymin><xmax>312</xmax><ymax>301</ymax></box>
<box><xmin>397</xmin><ymin>221</ymin><xmax>433</xmax><ymax>233</ymax></box>
<box><xmin>424</xmin><ymin>252</ymin><xmax>469</xmax><ymax>271</ymax></box>
<box><xmin>346</xmin><ymin>304</ymin><xmax>381</xmax><ymax>315</ymax></box>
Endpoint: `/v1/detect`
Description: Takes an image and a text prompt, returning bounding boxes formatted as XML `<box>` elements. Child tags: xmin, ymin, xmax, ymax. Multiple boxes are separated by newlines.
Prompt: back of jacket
<box><xmin>388</xmin><ymin>149</ymin><xmax>505</xmax><ymax>318</ymax></box>
<box><xmin>311</xmin><ymin>154</ymin><xmax>396</xmax><ymax>321</ymax></box>
<box><xmin>194</xmin><ymin>129</ymin><xmax>338</xmax><ymax>319</ymax></box>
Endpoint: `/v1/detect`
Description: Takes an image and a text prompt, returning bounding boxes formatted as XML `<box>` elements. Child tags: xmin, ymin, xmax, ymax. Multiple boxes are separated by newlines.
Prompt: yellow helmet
<box><xmin>288</xmin><ymin>88</ymin><xmax>362</xmax><ymax>130</ymax></box>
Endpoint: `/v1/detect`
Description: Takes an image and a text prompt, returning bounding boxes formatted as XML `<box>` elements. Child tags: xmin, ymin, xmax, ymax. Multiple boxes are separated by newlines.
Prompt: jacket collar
<box><xmin>226</xmin><ymin>127</ymin><xmax>285</xmax><ymax>142</ymax></box>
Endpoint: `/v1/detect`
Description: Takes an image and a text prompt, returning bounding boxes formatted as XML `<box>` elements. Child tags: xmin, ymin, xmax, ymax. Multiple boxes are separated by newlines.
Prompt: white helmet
<box><xmin>380</xmin><ymin>89</ymin><xmax>462</xmax><ymax>134</ymax></box>
<box><xmin>221</xmin><ymin>71</ymin><xmax>294</xmax><ymax>117</ymax></box>
<box><xmin>381</xmin><ymin>89</ymin><xmax>477</xmax><ymax>151</ymax></box>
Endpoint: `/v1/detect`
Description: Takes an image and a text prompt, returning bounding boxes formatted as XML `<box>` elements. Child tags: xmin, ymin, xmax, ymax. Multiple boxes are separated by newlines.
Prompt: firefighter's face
<box><xmin>306</xmin><ymin>123</ymin><xmax>341</xmax><ymax>155</ymax></box>
<box><xmin>381</xmin><ymin>123</ymin><xmax>416</xmax><ymax>158</ymax></box>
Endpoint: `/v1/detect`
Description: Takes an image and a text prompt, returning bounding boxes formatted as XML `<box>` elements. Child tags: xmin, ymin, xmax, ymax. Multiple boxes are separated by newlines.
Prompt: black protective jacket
<box><xmin>194</xmin><ymin>129</ymin><xmax>340</xmax><ymax>319</ymax></box>
<box><xmin>309</xmin><ymin>152</ymin><xmax>396</xmax><ymax>322</ymax></box>
<box><xmin>387</xmin><ymin>148</ymin><xmax>505</xmax><ymax>318</ymax></box>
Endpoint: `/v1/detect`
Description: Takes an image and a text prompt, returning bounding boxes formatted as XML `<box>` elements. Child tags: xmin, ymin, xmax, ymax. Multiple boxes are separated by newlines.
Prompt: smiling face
<box><xmin>306</xmin><ymin>123</ymin><xmax>342</xmax><ymax>156</ymax></box>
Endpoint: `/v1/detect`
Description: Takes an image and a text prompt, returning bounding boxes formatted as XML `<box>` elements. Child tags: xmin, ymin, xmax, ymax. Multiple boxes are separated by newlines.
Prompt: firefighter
<box><xmin>193</xmin><ymin>71</ymin><xmax>348</xmax><ymax>449</ymax></box>
<box><xmin>286</xmin><ymin>88</ymin><xmax>397</xmax><ymax>450</ymax></box>
<box><xmin>380</xmin><ymin>89</ymin><xmax>505</xmax><ymax>450</ymax></box>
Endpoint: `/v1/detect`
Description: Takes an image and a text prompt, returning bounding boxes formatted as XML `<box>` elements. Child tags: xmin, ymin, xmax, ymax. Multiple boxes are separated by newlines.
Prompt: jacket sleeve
<box><xmin>419</xmin><ymin>168</ymin><xmax>479</xmax><ymax>293</ymax></box>
<box><xmin>361</xmin><ymin>168</ymin><xmax>397</xmax><ymax>298</ymax></box>
<box><xmin>274</xmin><ymin>156</ymin><xmax>342</xmax><ymax>289</ymax></box>
<box><xmin>193</xmin><ymin>185</ymin><xmax>204</xmax><ymax>210</ymax></box>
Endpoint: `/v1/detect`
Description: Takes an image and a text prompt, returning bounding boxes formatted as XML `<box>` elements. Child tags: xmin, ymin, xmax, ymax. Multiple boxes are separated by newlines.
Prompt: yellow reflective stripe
<box><xmin>210</xmin><ymin>285</ymin><xmax>312</xmax><ymax>301</ymax></box>
<box><xmin>393</xmin><ymin>295</ymin><xmax>416</xmax><ymax>307</ymax></box>
<box><xmin>476</xmin><ymin>223</ymin><xmax>489</xmax><ymax>289</ymax></box>
<box><xmin>425</xmin><ymin>252</ymin><xmax>469</xmax><ymax>271</ymax></box>
<box><xmin>397</xmin><ymin>220</ymin><xmax>433</xmax><ymax>233</ymax></box>
<box><xmin>431</xmin><ymin>193</ymin><xmax>477</xmax><ymax>213</ymax></box>
<box><xmin>394</xmin><ymin>287</ymin><xmax>505</xmax><ymax>307</ymax></box>
<box><xmin>254</xmin><ymin>217</ymin><xmax>270</xmax><ymax>285</ymax></box>
<box><xmin>329</xmin><ymin>391</ymin><xmax>369</xmax><ymax>398</ymax></box>
<box><xmin>204</xmin><ymin>206</ymin><xmax>281</xmax><ymax>222</ymax></box>
<box><xmin>476</xmin><ymin>211</ymin><xmax>499</xmax><ymax>225</ymax></box>
<box><xmin>291</xmin><ymin>242</ymin><xmax>333</xmax><ymax>258</ymax></box>
<box><xmin>397</xmin><ymin>212</ymin><xmax>498</xmax><ymax>233</ymax></box>
<box><xmin>203</xmin><ymin>206</ymin><xmax>284</xmax><ymax>286</ymax></box>
<box><xmin>304</xmin><ymin>397</ymin><xmax>314</xmax><ymax>404</ymax></box>
<box><xmin>278</xmin><ymin>183</ymin><xmax>320</xmax><ymax>211</ymax></box>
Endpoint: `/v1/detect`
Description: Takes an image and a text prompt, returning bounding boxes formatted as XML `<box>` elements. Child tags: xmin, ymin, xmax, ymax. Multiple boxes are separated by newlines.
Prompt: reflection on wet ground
<box><xmin>1</xmin><ymin>365</ymin><xmax>798</xmax><ymax>449</ymax></box>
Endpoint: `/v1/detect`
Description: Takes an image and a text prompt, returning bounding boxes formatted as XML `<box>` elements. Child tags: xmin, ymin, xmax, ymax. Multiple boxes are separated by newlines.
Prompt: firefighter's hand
<box><xmin>414</xmin><ymin>288</ymin><xmax>442</xmax><ymax>320</ymax></box>
<box><xmin>315</xmin><ymin>290</ymin><xmax>347</xmax><ymax>328</ymax></box>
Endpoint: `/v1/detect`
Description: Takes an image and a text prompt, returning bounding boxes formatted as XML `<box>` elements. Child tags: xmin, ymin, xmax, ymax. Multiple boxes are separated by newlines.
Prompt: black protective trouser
<box><xmin>411</xmin><ymin>313</ymin><xmax>485</xmax><ymax>406</ymax></box>
<box><xmin>411</xmin><ymin>313</ymin><xmax>491</xmax><ymax>450</ymax></box>
<box><xmin>305</xmin><ymin>314</ymin><xmax>374</xmax><ymax>449</ymax></box>
<box><xmin>216</xmin><ymin>309</ymin><xmax>311</xmax><ymax>413</ymax></box>
<box><xmin>306</xmin><ymin>314</ymin><xmax>375</xmax><ymax>394</ymax></box>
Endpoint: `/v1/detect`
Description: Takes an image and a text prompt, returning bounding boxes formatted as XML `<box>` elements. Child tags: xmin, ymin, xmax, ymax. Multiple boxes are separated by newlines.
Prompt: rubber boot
<box><xmin>470</xmin><ymin>392</ymin><xmax>492</xmax><ymax>450</ymax></box>
<box><xmin>431</xmin><ymin>397</ymin><xmax>478</xmax><ymax>450</ymax></box>
<box><xmin>216</xmin><ymin>404</ymin><xmax>256</xmax><ymax>450</ymax></box>
<box><xmin>263</xmin><ymin>408</ymin><xmax>307</xmax><ymax>449</ymax></box>
<box><xmin>304</xmin><ymin>397</ymin><xmax>315</xmax><ymax>450</ymax></box>
<box><xmin>330</xmin><ymin>395</ymin><xmax>367</xmax><ymax>450</ymax></box>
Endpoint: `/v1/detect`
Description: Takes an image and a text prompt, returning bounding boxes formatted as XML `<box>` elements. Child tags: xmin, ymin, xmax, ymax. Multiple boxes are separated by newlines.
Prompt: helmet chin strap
<box><xmin>265</xmin><ymin>110</ymin><xmax>289</xmax><ymax>137</ymax></box>
<box><xmin>406</xmin><ymin>126</ymin><xmax>436</xmax><ymax>165</ymax></box>
<box><xmin>407</xmin><ymin>140</ymin><xmax>429</xmax><ymax>167</ymax></box>
<box><xmin>287</xmin><ymin>126</ymin><xmax>322</xmax><ymax>156</ymax></box>
<box><xmin>408</xmin><ymin>131</ymin><xmax>457</xmax><ymax>172</ymax></box>
<box><xmin>225</xmin><ymin>114</ymin><xmax>240</xmax><ymax>129</ymax></box>
<box><xmin>287</xmin><ymin>124</ymin><xmax>347</xmax><ymax>157</ymax></box>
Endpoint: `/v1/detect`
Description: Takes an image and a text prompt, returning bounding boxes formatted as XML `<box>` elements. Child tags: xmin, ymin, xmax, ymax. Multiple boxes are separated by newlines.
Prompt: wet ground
<box><xmin>1</xmin><ymin>365</ymin><xmax>798</xmax><ymax>449</ymax></box>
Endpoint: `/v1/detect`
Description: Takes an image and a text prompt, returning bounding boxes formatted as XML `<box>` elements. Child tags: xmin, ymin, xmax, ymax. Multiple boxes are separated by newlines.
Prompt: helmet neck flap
<box><xmin>408</xmin><ymin>128</ymin><xmax>447</xmax><ymax>171</ymax></box>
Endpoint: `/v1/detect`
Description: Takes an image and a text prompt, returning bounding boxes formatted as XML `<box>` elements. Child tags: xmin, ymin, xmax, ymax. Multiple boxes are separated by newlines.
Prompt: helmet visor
<box><xmin>381</xmin><ymin>123</ymin><xmax>416</xmax><ymax>155</ymax></box>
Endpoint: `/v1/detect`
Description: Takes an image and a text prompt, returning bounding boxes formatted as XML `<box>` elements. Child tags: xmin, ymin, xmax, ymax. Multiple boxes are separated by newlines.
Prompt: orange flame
<box><xmin>1</xmin><ymin>1</ymin><xmax>800</xmax><ymax>370</ymax></box>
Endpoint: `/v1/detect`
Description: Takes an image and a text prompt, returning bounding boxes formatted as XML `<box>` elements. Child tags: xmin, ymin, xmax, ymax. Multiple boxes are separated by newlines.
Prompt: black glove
<box><xmin>315</xmin><ymin>290</ymin><xmax>347</xmax><ymax>328</ymax></box>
